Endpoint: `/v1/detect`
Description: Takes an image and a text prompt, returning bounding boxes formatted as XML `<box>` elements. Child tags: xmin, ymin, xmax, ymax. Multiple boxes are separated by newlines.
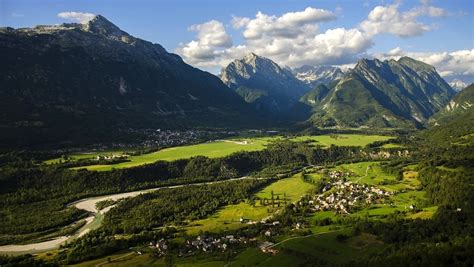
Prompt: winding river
<box><xmin>0</xmin><ymin>176</ymin><xmax>259</xmax><ymax>254</ymax></box>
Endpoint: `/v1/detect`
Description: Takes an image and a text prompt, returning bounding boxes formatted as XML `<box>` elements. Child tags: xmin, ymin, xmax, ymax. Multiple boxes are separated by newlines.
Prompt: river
<box><xmin>0</xmin><ymin>176</ymin><xmax>260</xmax><ymax>254</ymax></box>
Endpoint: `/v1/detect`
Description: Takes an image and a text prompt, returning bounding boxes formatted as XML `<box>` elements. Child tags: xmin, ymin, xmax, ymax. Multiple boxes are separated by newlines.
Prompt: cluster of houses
<box><xmin>259</xmin><ymin>241</ymin><xmax>278</xmax><ymax>254</ymax></box>
<box><xmin>301</xmin><ymin>171</ymin><xmax>393</xmax><ymax>215</ymax></box>
<box><xmin>148</xmin><ymin>238</ymin><xmax>169</xmax><ymax>256</ymax></box>
<box><xmin>96</xmin><ymin>154</ymin><xmax>128</xmax><ymax>160</ymax></box>
<box><xmin>183</xmin><ymin>234</ymin><xmax>252</xmax><ymax>254</ymax></box>
<box><xmin>126</xmin><ymin>129</ymin><xmax>204</xmax><ymax>148</ymax></box>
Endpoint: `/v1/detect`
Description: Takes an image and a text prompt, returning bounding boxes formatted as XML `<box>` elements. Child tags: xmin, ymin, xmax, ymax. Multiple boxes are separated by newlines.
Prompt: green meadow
<box><xmin>291</xmin><ymin>134</ymin><xmax>394</xmax><ymax>147</ymax></box>
<box><xmin>184</xmin><ymin>174</ymin><xmax>315</xmax><ymax>235</ymax></box>
<box><xmin>46</xmin><ymin>134</ymin><xmax>394</xmax><ymax>171</ymax></box>
<box><xmin>72</xmin><ymin>160</ymin><xmax>437</xmax><ymax>267</ymax></box>
<box><xmin>229</xmin><ymin>229</ymin><xmax>384</xmax><ymax>266</ymax></box>
<box><xmin>70</xmin><ymin>138</ymin><xmax>271</xmax><ymax>171</ymax></box>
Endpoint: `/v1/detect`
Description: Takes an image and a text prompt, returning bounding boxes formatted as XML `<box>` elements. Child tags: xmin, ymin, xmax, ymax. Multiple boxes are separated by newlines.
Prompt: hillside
<box><xmin>428</xmin><ymin>83</ymin><xmax>474</xmax><ymax>126</ymax></box>
<box><xmin>423</xmin><ymin>84</ymin><xmax>474</xmax><ymax>146</ymax></box>
<box><xmin>220</xmin><ymin>53</ymin><xmax>310</xmax><ymax>117</ymax></box>
<box><xmin>307</xmin><ymin>57</ymin><xmax>455</xmax><ymax>128</ymax></box>
<box><xmin>0</xmin><ymin>16</ymin><xmax>259</xmax><ymax>148</ymax></box>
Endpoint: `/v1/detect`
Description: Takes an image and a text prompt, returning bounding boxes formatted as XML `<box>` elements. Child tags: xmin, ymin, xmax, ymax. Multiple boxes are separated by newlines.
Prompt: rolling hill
<box><xmin>423</xmin><ymin>84</ymin><xmax>474</xmax><ymax>146</ymax></box>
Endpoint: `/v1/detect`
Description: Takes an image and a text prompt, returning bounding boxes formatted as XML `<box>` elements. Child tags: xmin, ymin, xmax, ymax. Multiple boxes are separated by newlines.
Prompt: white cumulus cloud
<box><xmin>360</xmin><ymin>2</ymin><xmax>446</xmax><ymax>37</ymax></box>
<box><xmin>177</xmin><ymin>7</ymin><xmax>371</xmax><ymax>69</ymax></box>
<box><xmin>376</xmin><ymin>48</ymin><xmax>474</xmax><ymax>82</ymax></box>
<box><xmin>176</xmin><ymin>20</ymin><xmax>232</xmax><ymax>65</ymax></box>
<box><xmin>232</xmin><ymin>7</ymin><xmax>335</xmax><ymax>40</ymax></box>
<box><xmin>57</xmin><ymin>12</ymin><xmax>96</xmax><ymax>23</ymax></box>
<box><xmin>176</xmin><ymin>3</ymin><xmax>455</xmax><ymax>74</ymax></box>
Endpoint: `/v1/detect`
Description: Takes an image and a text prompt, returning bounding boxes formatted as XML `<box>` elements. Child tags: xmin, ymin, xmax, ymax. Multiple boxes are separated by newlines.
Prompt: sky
<box><xmin>1</xmin><ymin>0</ymin><xmax>473</xmax><ymax>82</ymax></box>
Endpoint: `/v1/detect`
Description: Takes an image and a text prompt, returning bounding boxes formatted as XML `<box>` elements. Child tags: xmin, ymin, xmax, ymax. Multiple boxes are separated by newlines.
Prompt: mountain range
<box><xmin>449</xmin><ymin>79</ymin><xmax>468</xmax><ymax>91</ymax></box>
<box><xmin>0</xmin><ymin>15</ymin><xmax>260</xmax><ymax>147</ymax></box>
<box><xmin>305</xmin><ymin>57</ymin><xmax>455</xmax><ymax>128</ymax></box>
<box><xmin>0</xmin><ymin>15</ymin><xmax>464</xmax><ymax>147</ymax></box>
<box><xmin>219</xmin><ymin>53</ymin><xmax>455</xmax><ymax>128</ymax></box>
<box><xmin>220</xmin><ymin>53</ymin><xmax>309</xmax><ymax>117</ymax></box>
<box><xmin>292</xmin><ymin>65</ymin><xmax>345</xmax><ymax>87</ymax></box>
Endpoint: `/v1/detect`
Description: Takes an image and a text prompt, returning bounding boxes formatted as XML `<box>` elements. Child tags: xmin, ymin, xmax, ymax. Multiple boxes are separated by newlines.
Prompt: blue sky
<box><xmin>1</xmin><ymin>0</ymin><xmax>473</xmax><ymax>82</ymax></box>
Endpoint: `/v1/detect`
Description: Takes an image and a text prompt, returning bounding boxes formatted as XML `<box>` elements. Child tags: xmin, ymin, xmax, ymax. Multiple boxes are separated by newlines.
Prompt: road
<box><xmin>267</xmin><ymin>229</ymin><xmax>341</xmax><ymax>249</ymax></box>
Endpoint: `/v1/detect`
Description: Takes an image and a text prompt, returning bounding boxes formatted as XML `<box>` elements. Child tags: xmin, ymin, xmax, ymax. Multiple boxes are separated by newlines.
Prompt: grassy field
<box><xmin>292</xmin><ymin>134</ymin><xmax>393</xmax><ymax>147</ymax></box>
<box><xmin>45</xmin><ymin>134</ymin><xmax>394</xmax><ymax>172</ymax></box>
<box><xmin>185</xmin><ymin>174</ymin><xmax>315</xmax><ymax>235</ymax></box>
<box><xmin>44</xmin><ymin>150</ymin><xmax>132</xmax><ymax>165</ymax></box>
<box><xmin>74</xmin><ymin>159</ymin><xmax>437</xmax><ymax>267</ymax></box>
<box><xmin>331</xmin><ymin>161</ymin><xmax>421</xmax><ymax>191</ymax></box>
<box><xmin>73</xmin><ymin>250</ymin><xmax>227</xmax><ymax>267</ymax></box>
<box><xmin>230</xmin><ymin>228</ymin><xmax>384</xmax><ymax>266</ymax></box>
<box><xmin>71</xmin><ymin>138</ymin><xmax>271</xmax><ymax>171</ymax></box>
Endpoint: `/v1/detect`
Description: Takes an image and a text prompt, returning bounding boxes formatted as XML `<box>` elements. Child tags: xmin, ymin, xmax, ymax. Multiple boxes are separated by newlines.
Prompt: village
<box><xmin>299</xmin><ymin>170</ymin><xmax>393</xmax><ymax>215</ymax></box>
<box><xmin>139</xmin><ymin>169</ymin><xmax>396</xmax><ymax>259</ymax></box>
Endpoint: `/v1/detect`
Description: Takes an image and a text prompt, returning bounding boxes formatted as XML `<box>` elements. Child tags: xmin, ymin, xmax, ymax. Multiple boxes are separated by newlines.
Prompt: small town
<box><xmin>300</xmin><ymin>170</ymin><xmax>393</xmax><ymax>215</ymax></box>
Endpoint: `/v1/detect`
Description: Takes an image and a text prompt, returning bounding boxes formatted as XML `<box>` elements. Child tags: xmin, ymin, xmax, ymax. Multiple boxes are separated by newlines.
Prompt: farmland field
<box><xmin>70</xmin><ymin>138</ymin><xmax>271</xmax><ymax>171</ymax></box>
<box><xmin>46</xmin><ymin>134</ymin><xmax>394</xmax><ymax>171</ymax></box>
<box><xmin>185</xmin><ymin>174</ymin><xmax>315</xmax><ymax>235</ymax></box>
<box><xmin>229</xmin><ymin>229</ymin><xmax>384</xmax><ymax>266</ymax></box>
<box><xmin>292</xmin><ymin>134</ymin><xmax>394</xmax><ymax>147</ymax></box>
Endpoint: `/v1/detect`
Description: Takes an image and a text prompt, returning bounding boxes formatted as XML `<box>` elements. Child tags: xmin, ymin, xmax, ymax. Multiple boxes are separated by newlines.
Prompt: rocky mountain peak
<box><xmin>243</xmin><ymin>52</ymin><xmax>259</xmax><ymax>62</ymax></box>
<box><xmin>292</xmin><ymin>65</ymin><xmax>344</xmax><ymax>86</ymax></box>
<box><xmin>82</xmin><ymin>15</ymin><xmax>131</xmax><ymax>41</ymax></box>
<box><xmin>449</xmin><ymin>79</ymin><xmax>468</xmax><ymax>91</ymax></box>
<box><xmin>397</xmin><ymin>56</ymin><xmax>435</xmax><ymax>72</ymax></box>
<box><xmin>219</xmin><ymin>53</ymin><xmax>310</xmax><ymax>115</ymax></box>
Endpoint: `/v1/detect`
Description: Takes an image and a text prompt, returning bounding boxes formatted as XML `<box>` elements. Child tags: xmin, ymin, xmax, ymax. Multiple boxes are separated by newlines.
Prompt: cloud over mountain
<box><xmin>57</xmin><ymin>12</ymin><xmax>96</xmax><ymax>23</ymax></box>
<box><xmin>376</xmin><ymin>48</ymin><xmax>474</xmax><ymax>82</ymax></box>
<box><xmin>360</xmin><ymin>2</ymin><xmax>445</xmax><ymax>37</ymax></box>
<box><xmin>175</xmin><ymin>2</ymin><xmax>470</xmax><ymax>83</ymax></box>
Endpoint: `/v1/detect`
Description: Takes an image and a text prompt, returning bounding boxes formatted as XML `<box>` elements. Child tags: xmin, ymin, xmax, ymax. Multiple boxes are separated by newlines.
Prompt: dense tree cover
<box><xmin>417</xmin><ymin>146</ymin><xmax>474</xmax><ymax>211</ymax></box>
<box><xmin>352</xmin><ymin>146</ymin><xmax>474</xmax><ymax>266</ymax></box>
<box><xmin>7</xmin><ymin>137</ymin><xmax>469</xmax><ymax>265</ymax></box>
<box><xmin>63</xmin><ymin>226</ymin><xmax>178</xmax><ymax>264</ymax></box>
<box><xmin>0</xmin><ymin>140</ymin><xmax>368</xmax><ymax>240</ymax></box>
<box><xmin>0</xmin><ymin>254</ymin><xmax>55</xmax><ymax>267</ymax></box>
<box><xmin>355</xmin><ymin>237</ymin><xmax>474</xmax><ymax>267</ymax></box>
<box><xmin>102</xmin><ymin>179</ymin><xmax>269</xmax><ymax>234</ymax></box>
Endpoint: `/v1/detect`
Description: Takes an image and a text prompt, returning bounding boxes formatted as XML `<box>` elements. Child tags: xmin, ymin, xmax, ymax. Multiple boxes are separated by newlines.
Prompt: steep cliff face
<box><xmin>428</xmin><ymin>83</ymin><xmax>474</xmax><ymax>126</ymax></box>
<box><xmin>220</xmin><ymin>53</ymin><xmax>310</xmax><ymax>116</ymax></box>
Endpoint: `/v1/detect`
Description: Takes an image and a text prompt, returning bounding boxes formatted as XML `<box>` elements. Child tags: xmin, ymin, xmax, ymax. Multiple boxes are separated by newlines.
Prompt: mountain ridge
<box><xmin>0</xmin><ymin>15</ymin><xmax>261</xmax><ymax>148</ymax></box>
<box><xmin>306</xmin><ymin>56</ymin><xmax>455</xmax><ymax>128</ymax></box>
<box><xmin>220</xmin><ymin>53</ymin><xmax>310</xmax><ymax>117</ymax></box>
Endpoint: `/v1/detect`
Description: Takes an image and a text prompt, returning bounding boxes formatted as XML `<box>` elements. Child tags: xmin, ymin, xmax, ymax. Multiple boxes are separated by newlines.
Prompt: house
<box><xmin>259</xmin><ymin>241</ymin><xmax>278</xmax><ymax>254</ymax></box>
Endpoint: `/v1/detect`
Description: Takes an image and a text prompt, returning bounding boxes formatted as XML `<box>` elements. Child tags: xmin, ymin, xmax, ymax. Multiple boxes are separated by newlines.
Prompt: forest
<box><xmin>0</xmin><ymin>137</ymin><xmax>472</xmax><ymax>266</ymax></box>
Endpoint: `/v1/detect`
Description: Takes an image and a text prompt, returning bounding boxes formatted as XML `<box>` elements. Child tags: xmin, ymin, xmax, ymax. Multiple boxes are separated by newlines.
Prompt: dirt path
<box><xmin>355</xmin><ymin>165</ymin><xmax>371</xmax><ymax>183</ymax></box>
<box><xmin>267</xmin><ymin>229</ymin><xmax>341</xmax><ymax>249</ymax></box>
